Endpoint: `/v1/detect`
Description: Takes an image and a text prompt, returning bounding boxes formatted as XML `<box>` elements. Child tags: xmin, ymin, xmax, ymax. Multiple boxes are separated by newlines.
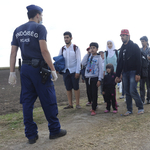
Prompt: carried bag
<box><xmin>53</xmin><ymin>55</ymin><xmax>65</xmax><ymax>73</ymax></box>
<box><xmin>53</xmin><ymin>44</ymin><xmax>78</xmax><ymax>74</ymax></box>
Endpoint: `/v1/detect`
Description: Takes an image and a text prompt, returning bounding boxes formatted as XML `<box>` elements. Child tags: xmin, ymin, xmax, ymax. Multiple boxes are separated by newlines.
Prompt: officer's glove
<box><xmin>51</xmin><ymin>71</ymin><xmax>58</xmax><ymax>81</ymax></box>
<box><xmin>8</xmin><ymin>72</ymin><xmax>17</xmax><ymax>86</ymax></box>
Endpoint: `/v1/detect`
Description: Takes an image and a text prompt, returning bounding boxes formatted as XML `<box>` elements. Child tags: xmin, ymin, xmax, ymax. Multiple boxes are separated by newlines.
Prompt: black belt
<box><xmin>22</xmin><ymin>60</ymin><xmax>32</xmax><ymax>65</ymax></box>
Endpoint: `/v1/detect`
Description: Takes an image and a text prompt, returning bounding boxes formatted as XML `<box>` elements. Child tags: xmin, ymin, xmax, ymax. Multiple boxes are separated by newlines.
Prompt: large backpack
<box><xmin>105</xmin><ymin>50</ymin><xmax>119</xmax><ymax>63</ymax></box>
<box><xmin>53</xmin><ymin>44</ymin><xmax>78</xmax><ymax>73</ymax></box>
<box><xmin>141</xmin><ymin>51</ymin><xmax>148</xmax><ymax>79</ymax></box>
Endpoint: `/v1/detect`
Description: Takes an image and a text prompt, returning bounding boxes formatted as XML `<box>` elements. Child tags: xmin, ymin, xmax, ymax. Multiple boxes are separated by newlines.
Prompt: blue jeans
<box><xmin>123</xmin><ymin>71</ymin><xmax>143</xmax><ymax>112</ymax></box>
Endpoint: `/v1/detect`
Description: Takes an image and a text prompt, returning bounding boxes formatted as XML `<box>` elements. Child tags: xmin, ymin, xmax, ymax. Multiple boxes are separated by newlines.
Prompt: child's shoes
<box><xmin>113</xmin><ymin>110</ymin><xmax>117</xmax><ymax>113</ymax></box>
<box><xmin>91</xmin><ymin>110</ymin><xmax>96</xmax><ymax>116</ymax></box>
<box><xmin>104</xmin><ymin>110</ymin><xmax>110</xmax><ymax>113</ymax></box>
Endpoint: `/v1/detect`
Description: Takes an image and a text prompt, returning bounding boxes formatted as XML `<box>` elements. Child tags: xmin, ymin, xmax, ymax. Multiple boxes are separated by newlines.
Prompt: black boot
<box><xmin>49</xmin><ymin>129</ymin><xmax>67</xmax><ymax>139</ymax></box>
<box><xmin>28</xmin><ymin>134</ymin><xmax>38</xmax><ymax>144</ymax></box>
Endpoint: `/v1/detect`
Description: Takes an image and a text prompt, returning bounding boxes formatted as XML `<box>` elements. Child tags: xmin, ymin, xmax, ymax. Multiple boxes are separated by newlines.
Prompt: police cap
<box><xmin>26</xmin><ymin>5</ymin><xmax>43</xmax><ymax>13</ymax></box>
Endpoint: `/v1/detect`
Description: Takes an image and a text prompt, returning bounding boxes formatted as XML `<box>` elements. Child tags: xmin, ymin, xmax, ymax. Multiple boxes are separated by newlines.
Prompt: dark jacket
<box><xmin>116</xmin><ymin>40</ymin><xmax>141</xmax><ymax>77</ymax></box>
<box><xmin>103</xmin><ymin>72</ymin><xmax>116</xmax><ymax>91</ymax></box>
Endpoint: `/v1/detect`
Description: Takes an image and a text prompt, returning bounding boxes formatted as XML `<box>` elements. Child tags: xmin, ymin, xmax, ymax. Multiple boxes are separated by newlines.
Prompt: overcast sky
<box><xmin>0</xmin><ymin>0</ymin><xmax>150</xmax><ymax>67</ymax></box>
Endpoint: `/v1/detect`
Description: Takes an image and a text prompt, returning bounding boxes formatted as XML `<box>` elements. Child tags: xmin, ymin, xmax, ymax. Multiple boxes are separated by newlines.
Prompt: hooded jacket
<box><xmin>116</xmin><ymin>40</ymin><xmax>141</xmax><ymax>77</ymax></box>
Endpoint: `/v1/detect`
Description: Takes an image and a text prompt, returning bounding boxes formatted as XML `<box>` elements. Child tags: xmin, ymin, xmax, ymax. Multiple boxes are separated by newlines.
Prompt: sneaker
<box><xmin>104</xmin><ymin>110</ymin><xmax>110</xmax><ymax>113</ymax></box>
<box><xmin>86</xmin><ymin>102</ymin><xmax>92</xmax><ymax>106</ymax></box>
<box><xmin>119</xmin><ymin>95</ymin><xmax>124</xmax><ymax>99</ymax></box>
<box><xmin>137</xmin><ymin>109</ymin><xmax>144</xmax><ymax>115</ymax></box>
<box><xmin>91</xmin><ymin>110</ymin><xmax>96</xmax><ymax>116</ymax></box>
<box><xmin>28</xmin><ymin>134</ymin><xmax>38</xmax><ymax>144</ymax></box>
<box><xmin>124</xmin><ymin>111</ymin><xmax>132</xmax><ymax>116</ymax></box>
<box><xmin>147</xmin><ymin>100</ymin><xmax>150</xmax><ymax>104</ymax></box>
<box><xmin>49</xmin><ymin>129</ymin><xmax>67</xmax><ymax>139</ymax></box>
<box><xmin>113</xmin><ymin>110</ymin><xmax>117</xmax><ymax>113</ymax></box>
<box><xmin>63</xmin><ymin>105</ymin><xmax>73</xmax><ymax>109</ymax></box>
<box><xmin>76</xmin><ymin>105</ymin><xmax>81</xmax><ymax>109</ymax></box>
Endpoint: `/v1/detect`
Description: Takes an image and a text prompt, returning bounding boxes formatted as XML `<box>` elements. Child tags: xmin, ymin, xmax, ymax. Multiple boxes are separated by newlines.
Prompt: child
<box><xmin>103</xmin><ymin>63</ymin><xmax>118</xmax><ymax>113</ymax></box>
<box><xmin>81</xmin><ymin>42</ymin><xmax>103</xmax><ymax>115</ymax></box>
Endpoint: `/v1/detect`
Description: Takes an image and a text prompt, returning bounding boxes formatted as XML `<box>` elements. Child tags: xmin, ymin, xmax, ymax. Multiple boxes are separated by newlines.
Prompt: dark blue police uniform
<box><xmin>11</xmin><ymin>6</ymin><xmax>61</xmax><ymax>140</ymax></box>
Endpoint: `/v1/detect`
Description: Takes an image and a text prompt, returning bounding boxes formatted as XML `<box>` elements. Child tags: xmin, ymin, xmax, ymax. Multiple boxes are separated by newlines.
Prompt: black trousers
<box><xmin>105</xmin><ymin>88</ymin><xmax>117</xmax><ymax>111</ymax></box>
<box><xmin>85</xmin><ymin>77</ymin><xmax>98</xmax><ymax>111</ymax></box>
<box><xmin>100</xmin><ymin>79</ymin><xmax>106</xmax><ymax>102</ymax></box>
<box><xmin>140</xmin><ymin>78</ymin><xmax>150</xmax><ymax>103</ymax></box>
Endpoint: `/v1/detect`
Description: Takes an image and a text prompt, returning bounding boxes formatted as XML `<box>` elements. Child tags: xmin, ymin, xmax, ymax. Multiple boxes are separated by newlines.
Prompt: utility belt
<box><xmin>22</xmin><ymin>59</ymin><xmax>51</xmax><ymax>84</ymax></box>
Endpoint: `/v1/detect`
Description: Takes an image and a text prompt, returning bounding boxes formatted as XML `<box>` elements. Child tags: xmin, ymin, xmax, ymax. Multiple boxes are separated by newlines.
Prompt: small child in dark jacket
<box><xmin>103</xmin><ymin>63</ymin><xmax>118</xmax><ymax>113</ymax></box>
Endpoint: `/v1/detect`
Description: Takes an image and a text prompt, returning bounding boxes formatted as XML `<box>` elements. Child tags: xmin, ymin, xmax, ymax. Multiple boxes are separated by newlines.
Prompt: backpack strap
<box><xmin>105</xmin><ymin>51</ymin><xmax>108</xmax><ymax>58</ymax></box>
<box><xmin>73</xmin><ymin>44</ymin><xmax>78</xmax><ymax>53</ymax></box>
<box><xmin>115</xmin><ymin>50</ymin><xmax>119</xmax><ymax>63</ymax></box>
<box><xmin>62</xmin><ymin>46</ymin><xmax>65</xmax><ymax>54</ymax></box>
<box><xmin>105</xmin><ymin>50</ymin><xmax>118</xmax><ymax>63</ymax></box>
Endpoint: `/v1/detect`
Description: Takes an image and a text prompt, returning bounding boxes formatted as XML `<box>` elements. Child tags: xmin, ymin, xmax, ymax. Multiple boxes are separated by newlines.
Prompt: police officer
<box><xmin>8</xmin><ymin>5</ymin><xmax>66</xmax><ymax>144</ymax></box>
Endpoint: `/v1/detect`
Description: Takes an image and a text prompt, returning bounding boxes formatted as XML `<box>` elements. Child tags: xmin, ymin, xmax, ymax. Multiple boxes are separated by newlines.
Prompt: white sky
<box><xmin>0</xmin><ymin>0</ymin><xmax>150</xmax><ymax>67</ymax></box>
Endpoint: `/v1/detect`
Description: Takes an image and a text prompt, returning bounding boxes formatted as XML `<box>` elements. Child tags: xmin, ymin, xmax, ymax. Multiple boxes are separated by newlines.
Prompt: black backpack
<box><xmin>141</xmin><ymin>51</ymin><xmax>148</xmax><ymax>79</ymax></box>
<box><xmin>105</xmin><ymin>50</ymin><xmax>119</xmax><ymax>63</ymax></box>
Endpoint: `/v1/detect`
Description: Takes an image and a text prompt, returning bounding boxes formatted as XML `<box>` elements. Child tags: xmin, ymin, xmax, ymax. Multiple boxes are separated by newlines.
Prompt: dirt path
<box><xmin>2</xmin><ymin>98</ymin><xmax>150</xmax><ymax>150</ymax></box>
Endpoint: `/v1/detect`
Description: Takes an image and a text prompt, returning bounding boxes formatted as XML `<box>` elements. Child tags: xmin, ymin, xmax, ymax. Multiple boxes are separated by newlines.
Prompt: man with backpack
<box><xmin>115</xmin><ymin>29</ymin><xmax>144</xmax><ymax>116</ymax></box>
<box><xmin>140</xmin><ymin>36</ymin><xmax>150</xmax><ymax>104</ymax></box>
<box><xmin>58</xmin><ymin>31</ymin><xmax>81</xmax><ymax>109</ymax></box>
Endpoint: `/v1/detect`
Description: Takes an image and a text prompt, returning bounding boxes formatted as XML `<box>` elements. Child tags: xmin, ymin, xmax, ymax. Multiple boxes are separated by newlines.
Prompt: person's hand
<box><xmin>135</xmin><ymin>75</ymin><xmax>140</xmax><ymax>82</ymax></box>
<box><xmin>82</xmin><ymin>79</ymin><xmax>85</xmax><ymax>83</ymax></box>
<box><xmin>8</xmin><ymin>72</ymin><xmax>17</xmax><ymax>86</ymax></box>
<box><xmin>103</xmin><ymin>71</ymin><xmax>105</xmax><ymax>78</ymax></box>
<box><xmin>115</xmin><ymin>77</ymin><xmax>121</xmax><ymax>83</ymax></box>
<box><xmin>97</xmin><ymin>81</ymin><xmax>101</xmax><ymax>87</ymax></box>
<box><xmin>51</xmin><ymin>71</ymin><xmax>58</xmax><ymax>81</ymax></box>
<box><xmin>102</xmin><ymin>91</ymin><xmax>105</xmax><ymax>95</ymax></box>
<box><xmin>147</xmin><ymin>55</ymin><xmax>150</xmax><ymax>60</ymax></box>
<box><xmin>75</xmin><ymin>73</ymin><xmax>80</xmax><ymax>79</ymax></box>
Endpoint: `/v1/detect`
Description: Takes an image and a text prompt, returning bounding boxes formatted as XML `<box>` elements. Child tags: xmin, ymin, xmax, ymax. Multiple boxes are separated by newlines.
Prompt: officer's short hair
<box><xmin>63</xmin><ymin>31</ymin><xmax>72</xmax><ymax>38</ymax></box>
<box><xmin>27</xmin><ymin>10</ymin><xmax>42</xmax><ymax>19</ymax></box>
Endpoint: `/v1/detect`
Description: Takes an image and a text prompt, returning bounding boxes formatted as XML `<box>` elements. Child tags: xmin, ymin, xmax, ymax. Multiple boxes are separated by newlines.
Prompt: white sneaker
<box><xmin>119</xmin><ymin>95</ymin><xmax>124</xmax><ymax>99</ymax></box>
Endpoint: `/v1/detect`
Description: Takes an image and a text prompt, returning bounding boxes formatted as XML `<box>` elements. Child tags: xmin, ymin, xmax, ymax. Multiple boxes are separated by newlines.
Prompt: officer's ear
<box><xmin>36</xmin><ymin>13</ymin><xmax>40</xmax><ymax>19</ymax></box>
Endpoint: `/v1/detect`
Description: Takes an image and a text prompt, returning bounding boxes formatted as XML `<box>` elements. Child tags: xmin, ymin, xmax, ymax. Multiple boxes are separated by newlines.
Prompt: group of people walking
<box><xmin>60</xmin><ymin>29</ymin><xmax>150</xmax><ymax>117</ymax></box>
<box><xmin>8</xmin><ymin>4</ymin><xmax>150</xmax><ymax>144</ymax></box>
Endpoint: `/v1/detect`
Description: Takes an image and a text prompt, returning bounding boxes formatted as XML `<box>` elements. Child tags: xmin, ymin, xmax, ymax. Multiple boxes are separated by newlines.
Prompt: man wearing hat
<box><xmin>9</xmin><ymin>5</ymin><xmax>66</xmax><ymax>144</ymax></box>
<box><xmin>140</xmin><ymin>36</ymin><xmax>150</xmax><ymax>104</ymax></box>
<box><xmin>115</xmin><ymin>29</ymin><xmax>144</xmax><ymax>116</ymax></box>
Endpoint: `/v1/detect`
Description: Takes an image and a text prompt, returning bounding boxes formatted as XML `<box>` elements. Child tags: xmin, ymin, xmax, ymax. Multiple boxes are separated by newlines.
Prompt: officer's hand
<box><xmin>135</xmin><ymin>75</ymin><xmax>140</xmax><ymax>82</ymax></box>
<box><xmin>51</xmin><ymin>71</ymin><xmax>58</xmax><ymax>81</ymax></box>
<box><xmin>8</xmin><ymin>72</ymin><xmax>17</xmax><ymax>86</ymax></box>
<box><xmin>75</xmin><ymin>73</ymin><xmax>80</xmax><ymax>79</ymax></box>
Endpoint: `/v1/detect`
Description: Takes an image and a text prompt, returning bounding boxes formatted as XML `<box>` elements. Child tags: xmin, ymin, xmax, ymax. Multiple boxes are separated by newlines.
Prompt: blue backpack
<box><xmin>53</xmin><ymin>45</ymin><xmax>78</xmax><ymax>73</ymax></box>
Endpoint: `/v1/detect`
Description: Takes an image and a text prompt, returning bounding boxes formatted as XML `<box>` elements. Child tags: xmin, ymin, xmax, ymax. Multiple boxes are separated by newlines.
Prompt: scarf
<box><xmin>106</xmin><ymin>40</ymin><xmax>116</xmax><ymax>58</ymax></box>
